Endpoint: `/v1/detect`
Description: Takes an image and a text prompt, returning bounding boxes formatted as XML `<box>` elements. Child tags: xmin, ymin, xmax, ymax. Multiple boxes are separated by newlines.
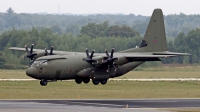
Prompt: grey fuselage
<box><xmin>26</xmin><ymin>54</ymin><xmax>144</xmax><ymax>81</ymax></box>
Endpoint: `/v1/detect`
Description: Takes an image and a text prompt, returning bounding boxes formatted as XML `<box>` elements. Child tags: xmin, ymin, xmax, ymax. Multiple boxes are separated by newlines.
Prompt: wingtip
<box><xmin>186</xmin><ymin>53</ymin><xmax>192</xmax><ymax>56</ymax></box>
<box><xmin>8</xmin><ymin>47</ymin><xmax>13</xmax><ymax>50</ymax></box>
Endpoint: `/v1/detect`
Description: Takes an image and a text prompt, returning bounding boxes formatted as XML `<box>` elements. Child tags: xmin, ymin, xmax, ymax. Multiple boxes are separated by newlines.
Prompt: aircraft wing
<box><xmin>9</xmin><ymin>47</ymin><xmax>44</xmax><ymax>52</ymax></box>
<box><xmin>113</xmin><ymin>52</ymin><xmax>177</xmax><ymax>58</ymax></box>
<box><xmin>8</xmin><ymin>47</ymin><xmax>85</xmax><ymax>55</ymax></box>
<box><xmin>36</xmin><ymin>55</ymin><xmax>67</xmax><ymax>60</ymax></box>
<box><xmin>117</xmin><ymin>54</ymin><xmax>176</xmax><ymax>58</ymax></box>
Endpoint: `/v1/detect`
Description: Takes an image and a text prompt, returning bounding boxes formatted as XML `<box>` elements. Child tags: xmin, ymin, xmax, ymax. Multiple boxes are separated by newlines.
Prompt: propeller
<box><xmin>82</xmin><ymin>48</ymin><xmax>96</xmax><ymax>64</ymax></box>
<box><xmin>104</xmin><ymin>48</ymin><xmax>118</xmax><ymax>72</ymax></box>
<box><xmin>45</xmin><ymin>46</ymin><xmax>54</xmax><ymax>55</ymax></box>
<box><xmin>25</xmin><ymin>44</ymin><xmax>37</xmax><ymax>60</ymax></box>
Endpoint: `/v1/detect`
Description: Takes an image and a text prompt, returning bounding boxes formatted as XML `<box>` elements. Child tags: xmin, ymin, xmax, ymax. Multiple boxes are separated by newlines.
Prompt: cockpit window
<box><xmin>31</xmin><ymin>60</ymin><xmax>47</xmax><ymax>67</ymax></box>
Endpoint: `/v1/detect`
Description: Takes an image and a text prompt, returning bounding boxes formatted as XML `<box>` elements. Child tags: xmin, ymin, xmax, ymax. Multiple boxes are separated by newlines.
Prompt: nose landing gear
<box><xmin>40</xmin><ymin>80</ymin><xmax>48</xmax><ymax>86</ymax></box>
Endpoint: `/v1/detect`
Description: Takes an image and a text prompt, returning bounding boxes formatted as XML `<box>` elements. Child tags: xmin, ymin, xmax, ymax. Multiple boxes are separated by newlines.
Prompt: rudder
<box><xmin>141</xmin><ymin>9</ymin><xmax>168</xmax><ymax>52</ymax></box>
<box><xmin>119</xmin><ymin>9</ymin><xmax>168</xmax><ymax>53</ymax></box>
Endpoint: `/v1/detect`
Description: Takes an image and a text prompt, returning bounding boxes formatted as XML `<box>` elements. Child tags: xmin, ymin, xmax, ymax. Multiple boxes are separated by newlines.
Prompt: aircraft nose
<box><xmin>26</xmin><ymin>67</ymin><xmax>38</xmax><ymax>79</ymax></box>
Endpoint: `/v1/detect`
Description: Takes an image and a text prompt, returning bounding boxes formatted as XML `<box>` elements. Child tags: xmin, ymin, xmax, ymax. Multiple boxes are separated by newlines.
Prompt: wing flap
<box><xmin>126</xmin><ymin>58</ymin><xmax>162</xmax><ymax>61</ymax></box>
<box><xmin>124</xmin><ymin>54</ymin><xmax>176</xmax><ymax>58</ymax></box>
<box><xmin>153</xmin><ymin>51</ymin><xmax>191</xmax><ymax>56</ymax></box>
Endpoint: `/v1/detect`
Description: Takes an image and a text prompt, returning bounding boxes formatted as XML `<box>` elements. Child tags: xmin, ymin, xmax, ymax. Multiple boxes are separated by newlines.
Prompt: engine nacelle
<box><xmin>92</xmin><ymin>56</ymin><xmax>104</xmax><ymax>64</ymax></box>
<box><xmin>33</xmin><ymin>51</ymin><xmax>46</xmax><ymax>59</ymax></box>
<box><xmin>77</xmin><ymin>68</ymin><xmax>93</xmax><ymax>77</ymax></box>
<box><xmin>113</xmin><ymin>56</ymin><xmax>129</xmax><ymax>65</ymax></box>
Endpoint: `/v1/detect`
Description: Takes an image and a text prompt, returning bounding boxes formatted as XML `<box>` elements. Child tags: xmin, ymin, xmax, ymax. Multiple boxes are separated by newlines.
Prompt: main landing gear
<box><xmin>75</xmin><ymin>78</ymin><xmax>108</xmax><ymax>85</ymax></box>
<box><xmin>39</xmin><ymin>78</ymin><xmax>108</xmax><ymax>86</ymax></box>
<box><xmin>75</xmin><ymin>78</ymin><xmax>90</xmax><ymax>84</ymax></box>
<box><xmin>40</xmin><ymin>80</ymin><xmax>48</xmax><ymax>86</ymax></box>
<box><xmin>92</xmin><ymin>79</ymin><xmax>107</xmax><ymax>85</ymax></box>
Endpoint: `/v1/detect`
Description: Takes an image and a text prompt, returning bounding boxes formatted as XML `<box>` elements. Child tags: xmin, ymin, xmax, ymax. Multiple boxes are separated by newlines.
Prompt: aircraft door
<box><xmin>69</xmin><ymin>66</ymin><xmax>73</xmax><ymax>74</ymax></box>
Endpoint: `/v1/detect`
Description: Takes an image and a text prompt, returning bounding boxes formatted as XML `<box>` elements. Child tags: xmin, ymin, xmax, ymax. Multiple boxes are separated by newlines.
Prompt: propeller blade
<box><xmin>83</xmin><ymin>48</ymin><xmax>96</xmax><ymax>64</ymax></box>
<box><xmin>111</xmin><ymin>48</ymin><xmax>115</xmax><ymax>58</ymax></box>
<box><xmin>25</xmin><ymin>45</ymin><xmax>30</xmax><ymax>54</ymax></box>
<box><xmin>85</xmin><ymin>48</ymin><xmax>89</xmax><ymax>58</ymax></box>
<box><xmin>90</xmin><ymin>50</ymin><xmax>95</xmax><ymax>59</ymax></box>
<box><xmin>50</xmin><ymin>46</ymin><xmax>54</xmax><ymax>55</ymax></box>
<box><xmin>30</xmin><ymin>44</ymin><xmax>34</xmax><ymax>54</ymax></box>
<box><xmin>105</xmin><ymin>49</ymin><xmax>109</xmax><ymax>57</ymax></box>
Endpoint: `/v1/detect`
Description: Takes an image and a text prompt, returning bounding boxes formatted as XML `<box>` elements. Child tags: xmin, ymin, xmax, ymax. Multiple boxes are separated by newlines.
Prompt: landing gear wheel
<box><xmin>100</xmin><ymin>79</ymin><xmax>107</xmax><ymax>85</ymax></box>
<box><xmin>83</xmin><ymin>78</ymin><xmax>90</xmax><ymax>84</ymax></box>
<box><xmin>75</xmin><ymin>78</ymin><xmax>82</xmax><ymax>84</ymax></box>
<box><xmin>40</xmin><ymin>80</ymin><xmax>48</xmax><ymax>86</ymax></box>
<box><xmin>92</xmin><ymin>80</ymin><xmax>99</xmax><ymax>85</ymax></box>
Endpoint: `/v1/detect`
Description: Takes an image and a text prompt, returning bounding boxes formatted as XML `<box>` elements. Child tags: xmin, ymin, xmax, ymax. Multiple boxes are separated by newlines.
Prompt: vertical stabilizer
<box><xmin>119</xmin><ymin>9</ymin><xmax>168</xmax><ymax>53</ymax></box>
<box><xmin>141</xmin><ymin>9</ymin><xmax>168</xmax><ymax>52</ymax></box>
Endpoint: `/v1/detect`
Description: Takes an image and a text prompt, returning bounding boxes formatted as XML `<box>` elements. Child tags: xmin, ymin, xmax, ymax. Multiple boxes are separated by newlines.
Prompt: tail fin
<box><xmin>141</xmin><ymin>8</ymin><xmax>168</xmax><ymax>52</ymax></box>
<box><xmin>119</xmin><ymin>9</ymin><xmax>168</xmax><ymax>53</ymax></box>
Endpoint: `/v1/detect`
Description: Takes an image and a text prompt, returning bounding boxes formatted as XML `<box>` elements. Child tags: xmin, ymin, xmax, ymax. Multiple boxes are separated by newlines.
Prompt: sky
<box><xmin>0</xmin><ymin>0</ymin><xmax>200</xmax><ymax>16</ymax></box>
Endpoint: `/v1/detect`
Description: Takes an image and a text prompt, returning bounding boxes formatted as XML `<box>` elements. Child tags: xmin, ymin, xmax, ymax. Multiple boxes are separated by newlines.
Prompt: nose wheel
<box><xmin>40</xmin><ymin>80</ymin><xmax>48</xmax><ymax>86</ymax></box>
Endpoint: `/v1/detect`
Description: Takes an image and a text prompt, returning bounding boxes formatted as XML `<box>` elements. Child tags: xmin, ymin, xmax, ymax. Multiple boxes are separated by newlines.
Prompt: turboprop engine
<box><xmin>25</xmin><ymin>44</ymin><xmax>54</xmax><ymax>60</ymax></box>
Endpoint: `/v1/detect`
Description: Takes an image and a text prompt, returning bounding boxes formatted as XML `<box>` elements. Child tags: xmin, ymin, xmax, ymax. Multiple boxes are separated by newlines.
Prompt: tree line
<box><xmin>2</xmin><ymin>8</ymin><xmax>200</xmax><ymax>38</ymax></box>
<box><xmin>80</xmin><ymin>21</ymin><xmax>139</xmax><ymax>38</ymax></box>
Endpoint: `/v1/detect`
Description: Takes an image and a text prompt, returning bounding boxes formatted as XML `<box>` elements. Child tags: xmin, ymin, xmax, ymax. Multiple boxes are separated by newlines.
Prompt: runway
<box><xmin>0</xmin><ymin>99</ymin><xmax>200</xmax><ymax>112</ymax></box>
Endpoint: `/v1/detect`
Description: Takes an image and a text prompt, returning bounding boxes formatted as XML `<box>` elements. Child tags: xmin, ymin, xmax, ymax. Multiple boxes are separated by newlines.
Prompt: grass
<box><xmin>0</xmin><ymin>67</ymin><xmax>200</xmax><ymax>99</ymax></box>
<box><xmin>0</xmin><ymin>81</ymin><xmax>200</xmax><ymax>99</ymax></box>
<box><xmin>0</xmin><ymin>69</ymin><xmax>29</xmax><ymax>79</ymax></box>
<box><xmin>118</xmin><ymin>71</ymin><xmax>200</xmax><ymax>79</ymax></box>
<box><xmin>119</xmin><ymin>67</ymin><xmax>200</xmax><ymax>79</ymax></box>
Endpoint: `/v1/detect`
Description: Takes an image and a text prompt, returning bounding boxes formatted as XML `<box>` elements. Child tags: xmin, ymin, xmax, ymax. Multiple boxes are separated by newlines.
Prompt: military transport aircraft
<box><xmin>9</xmin><ymin>9</ymin><xmax>190</xmax><ymax>86</ymax></box>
